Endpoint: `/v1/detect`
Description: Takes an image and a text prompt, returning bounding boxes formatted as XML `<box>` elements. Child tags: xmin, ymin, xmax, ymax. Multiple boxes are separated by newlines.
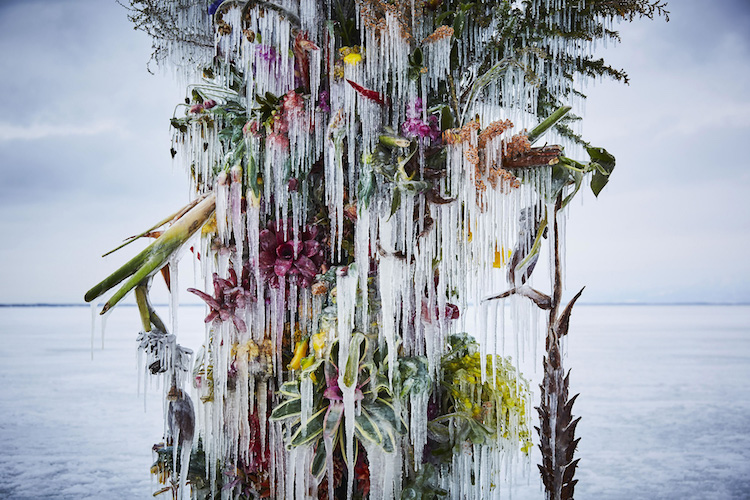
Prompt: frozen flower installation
<box><xmin>87</xmin><ymin>1</ymin><xmax>668</xmax><ymax>499</ymax></box>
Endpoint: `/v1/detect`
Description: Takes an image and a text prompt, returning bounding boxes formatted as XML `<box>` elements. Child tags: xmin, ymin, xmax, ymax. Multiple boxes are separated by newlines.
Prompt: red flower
<box><xmin>187</xmin><ymin>265</ymin><xmax>255</xmax><ymax>332</ymax></box>
<box><xmin>258</xmin><ymin>221</ymin><xmax>326</xmax><ymax>288</ymax></box>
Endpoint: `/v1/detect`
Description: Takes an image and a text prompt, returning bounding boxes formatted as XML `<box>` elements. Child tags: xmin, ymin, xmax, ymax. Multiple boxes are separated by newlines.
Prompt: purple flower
<box><xmin>317</xmin><ymin>91</ymin><xmax>330</xmax><ymax>113</ymax></box>
<box><xmin>203</xmin><ymin>99</ymin><xmax>217</xmax><ymax>109</ymax></box>
<box><xmin>401</xmin><ymin>99</ymin><xmax>441</xmax><ymax>142</ymax></box>
<box><xmin>256</xmin><ymin>45</ymin><xmax>280</xmax><ymax>64</ymax></box>
<box><xmin>258</xmin><ymin>221</ymin><xmax>326</xmax><ymax>288</ymax></box>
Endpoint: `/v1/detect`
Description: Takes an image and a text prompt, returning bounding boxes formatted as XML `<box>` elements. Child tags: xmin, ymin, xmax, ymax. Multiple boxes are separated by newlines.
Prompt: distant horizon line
<box><xmin>1</xmin><ymin>302</ymin><xmax>749</xmax><ymax>307</ymax></box>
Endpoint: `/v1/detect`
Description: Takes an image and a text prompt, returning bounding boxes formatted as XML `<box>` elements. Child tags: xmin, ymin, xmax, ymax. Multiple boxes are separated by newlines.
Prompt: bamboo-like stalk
<box><xmin>101</xmin><ymin>194</ymin><xmax>208</xmax><ymax>257</ymax></box>
<box><xmin>527</xmin><ymin>106</ymin><xmax>572</xmax><ymax>145</ymax></box>
<box><xmin>85</xmin><ymin>193</ymin><xmax>216</xmax><ymax>314</ymax></box>
<box><xmin>135</xmin><ymin>281</ymin><xmax>169</xmax><ymax>333</ymax></box>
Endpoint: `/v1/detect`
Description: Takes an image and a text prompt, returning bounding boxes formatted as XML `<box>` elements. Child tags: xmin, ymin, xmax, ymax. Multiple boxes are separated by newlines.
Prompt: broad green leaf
<box><xmin>343</xmin><ymin>332</ymin><xmax>366</xmax><ymax>387</ymax></box>
<box><xmin>369</xmin><ymin>398</ymin><xmax>407</xmax><ymax>434</ymax></box>
<box><xmin>586</xmin><ymin>146</ymin><xmax>616</xmax><ymax>197</ymax></box>
<box><xmin>279</xmin><ymin>381</ymin><xmax>301</xmax><ymax>397</ymax></box>
<box><xmin>311</xmin><ymin>442</ymin><xmax>327</xmax><ymax>479</ymax></box>
<box><xmin>323</xmin><ymin>402</ymin><xmax>344</xmax><ymax>439</ymax></box>
<box><xmin>355</xmin><ymin>409</ymin><xmax>384</xmax><ymax>446</ymax></box>
<box><xmin>270</xmin><ymin>398</ymin><xmax>301</xmax><ymax>421</ymax></box>
<box><xmin>290</xmin><ymin>408</ymin><xmax>326</xmax><ymax>447</ymax></box>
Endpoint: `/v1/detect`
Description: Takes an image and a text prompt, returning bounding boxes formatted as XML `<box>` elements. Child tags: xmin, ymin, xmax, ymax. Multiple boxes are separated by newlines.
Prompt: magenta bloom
<box><xmin>401</xmin><ymin>98</ymin><xmax>441</xmax><ymax>142</ymax></box>
<box><xmin>187</xmin><ymin>266</ymin><xmax>255</xmax><ymax>332</ymax></box>
<box><xmin>258</xmin><ymin>222</ymin><xmax>326</xmax><ymax>288</ymax></box>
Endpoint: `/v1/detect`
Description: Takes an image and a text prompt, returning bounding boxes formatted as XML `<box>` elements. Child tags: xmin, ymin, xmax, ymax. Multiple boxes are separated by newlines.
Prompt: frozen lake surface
<box><xmin>0</xmin><ymin>305</ymin><xmax>748</xmax><ymax>499</ymax></box>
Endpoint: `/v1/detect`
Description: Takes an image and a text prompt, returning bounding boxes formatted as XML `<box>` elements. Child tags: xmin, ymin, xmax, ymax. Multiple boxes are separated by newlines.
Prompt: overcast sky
<box><xmin>0</xmin><ymin>0</ymin><xmax>748</xmax><ymax>304</ymax></box>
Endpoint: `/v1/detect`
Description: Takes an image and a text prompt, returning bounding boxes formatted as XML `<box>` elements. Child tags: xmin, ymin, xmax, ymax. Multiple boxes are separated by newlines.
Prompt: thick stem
<box><xmin>538</xmin><ymin>193</ymin><xmax>578</xmax><ymax>500</ymax></box>
<box><xmin>134</xmin><ymin>284</ymin><xmax>152</xmax><ymax>332</ymax></box>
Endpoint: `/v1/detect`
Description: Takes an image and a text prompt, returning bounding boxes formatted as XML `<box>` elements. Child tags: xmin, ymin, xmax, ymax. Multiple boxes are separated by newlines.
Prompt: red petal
<box><xmin>259</xmin><ymin>229</ymin><xmax>276</xmax><ymax>251</ymax></box>
<box><xmin>346</xmin><ymin>79</ymin><xmax>385</xmax><ymax>105</ymax></box>
<box><xmin>294</xmin><ymin>255</ymin><xmax>318</xmax><ymax>280</ymax></box>
<box><xmin>274</xmin><ymin>258</ymin><xmax>294</xmax><ymax>277</ymax></box>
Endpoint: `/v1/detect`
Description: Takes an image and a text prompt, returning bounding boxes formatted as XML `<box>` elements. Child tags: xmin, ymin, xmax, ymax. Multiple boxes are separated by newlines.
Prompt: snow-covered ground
<box><xmin>0</xmin><ymin>305</ymin><xmax>748</xmax><ymax>499</ymax></box>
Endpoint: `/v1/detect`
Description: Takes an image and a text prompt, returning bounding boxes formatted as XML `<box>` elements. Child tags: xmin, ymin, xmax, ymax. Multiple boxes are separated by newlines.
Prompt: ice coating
<box><xmin>108</xmin><ymin>0</ymin><xmax>639</xmax><ymax>498</ymax></box>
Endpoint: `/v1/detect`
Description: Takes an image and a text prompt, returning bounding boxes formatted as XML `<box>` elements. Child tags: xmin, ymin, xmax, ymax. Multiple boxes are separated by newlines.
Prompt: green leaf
<box><xmin>452</xmin><ymin>11</ymin><xmax>465</xmax><ymax>38</ymax></box>
<box><xmin>270</xmin><ymin>398</ymin><xmax>302</xmax><ymax>421</ymax></box>
<box><xmin>369</xmin><ymin>397</ymin><xmax>407</xmax><ymax>434</ymax></box>
<box><xmin>586</xmin><ymin>146</ymin><xmax>615</xmax><ymax>197</ymax></box>
<box><xmin>289</xmin><ymin>407</ymin><xmax>326</xmax><ymax>447</ymax></box>
<box><xmin>311</xmin><ymin>442</ymin><xmax>327</xmax><ymax>480</ymax></box>
<box><xmin>561</xmin><ymin>170</ymin><xmax>583</xmax><ymax>209</ymax></box>
<box><xmin>279</xmin><ymin>381</ymin><xmax>301</xmax><ymax>398</ymax></box>
<box><xmin>355</xmin><ymin>408</ymin><xmax>384</xmax><ymax>447</ymax></box>
<box><xmin>343</xmin><ymin>332</ymin><xmax>366</xmax><ymax>387</ymax></box>
<box><xmin>388</xmin><ymin>189</ymin><xmax>401</xmax><ymax>220</ymax></box>
<box><xmin>358</xmin><ymin>160</ymin><xmax>376</xmax><ymax>210</ymax></box>
<box><xmin>323</xmin><ymin>402</ymin><xmax>344</xmax><ymax>439</ymax></box>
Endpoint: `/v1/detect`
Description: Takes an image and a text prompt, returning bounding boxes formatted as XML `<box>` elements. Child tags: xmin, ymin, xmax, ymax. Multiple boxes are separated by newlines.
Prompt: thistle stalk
<box><xmin>536</xmin><ymin>194</ymin><xmax>582</xmax><ymax>500</ymax></box>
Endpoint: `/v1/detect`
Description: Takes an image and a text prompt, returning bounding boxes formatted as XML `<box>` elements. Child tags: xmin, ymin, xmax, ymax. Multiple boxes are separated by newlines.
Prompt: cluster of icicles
<box><xmin>131</xmin><ymin>1</ymin><xmax>592</xmax><ymax>499</ymax></box>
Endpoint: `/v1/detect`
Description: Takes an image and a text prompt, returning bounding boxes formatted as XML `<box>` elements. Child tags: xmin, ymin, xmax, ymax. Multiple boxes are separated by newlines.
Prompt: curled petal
<box><xmin>304</xmin><ymin>240</ymin><xmax>320</xmax><ymax>257</ymax></box>
<box><xmin>259</xmin><ymin>251</ymin><xmax>276</xmax><ymax>269</ymax></box>
<box><xmin>291</xmin><ymin>240</ymin><xmax>304</xmax><ymax>257</ymax></box>
<box><xmin>274</xmin><ymin>258</ymin><xmax>294</xmax><ymax>277</ymax></box>
<box><xmin>188</xmin><ymin>288</ymin><xmax>222</xmax><ymax>311</ymax></box>
<box><xmin>219</xmin><ymin>308</ymin><xmax>232</xmax><ymax>321</ymax></box>
<box><xmin>227</xmin><ymin>268</ymin><xmax>238</xmax><ymax>287</ymax></box>
<box><xmin>259</xmin><ymin>229</ymin><xmax>276</xmax><ymax>251</ymax></box>
<box><xmin>232</xmin><ymin>314</ymin><xmax>247</xmax><ymax>333</ymax></box>
<box><xmin>294</xmin><ymin>254</ymin><xmax>318</xmax><ymax>280</ymax></box>
<box><xmin>323</xmin><ymin>386</ymin><xmax>343</xmax><ymax>401</ymax></box>
<box><xmin>276</xmin><ymin>242</ymin><xmax>296</xmax><ymax>260</ymax></box>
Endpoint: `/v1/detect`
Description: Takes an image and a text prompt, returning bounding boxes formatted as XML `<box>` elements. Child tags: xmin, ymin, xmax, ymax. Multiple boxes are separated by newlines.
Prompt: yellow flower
<box><xmin>311</xmin><ymin>331</ymin><xmax>327</xmax><ymax>357</ymax></box>
<box><xmin>493</xmin><ymin>246</ymin><xmax>511</xmax><ymax>268</ymax></box>
<box><xmin>343</xmin><ymin>52</ymin><xmax>362</xmax><ymax>65</ymax></box>
<box><xmin>288</xmin><ymin>339</ymin><xmax>308</xmax><ymax>370</ymax></box>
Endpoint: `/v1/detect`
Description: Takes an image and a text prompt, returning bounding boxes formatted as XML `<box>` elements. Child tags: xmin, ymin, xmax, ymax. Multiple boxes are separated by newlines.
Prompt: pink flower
<box><xmin>266</xmin><ymin>132</ymin><xmax>289</xmax><ymax>150</ymax></box>
<box><xmin>258</xmin><ymin>221</ymin><xmax>326</xmax><ymax>288</ymax></box>
<box><xmin>243</xmin><ymin>120</ymin><xmax>260</xmax><ymax>137</ymax></box>
<box><xmin>421</xmin><ymin>299</ymin><xmax>460</xmax><ymax>323</ymax></box>
<box><xmin>282</xmin><ymin>90</ymin><xmax>305</xmax><ymax>117</ymax></box>
<box><xmin>203</xmin><ymin>99</ymin><xmax>217</xmax><ymax>109</ymax></box>
<box><xmin>401</xmin><ymin>98</ymin><xmax>441</xmax><ymax>142</ymax></box>
<box><xmin>190</xmin><ymin>103</ymin><xmax>204</xmax><ymax>114</ymax></box>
